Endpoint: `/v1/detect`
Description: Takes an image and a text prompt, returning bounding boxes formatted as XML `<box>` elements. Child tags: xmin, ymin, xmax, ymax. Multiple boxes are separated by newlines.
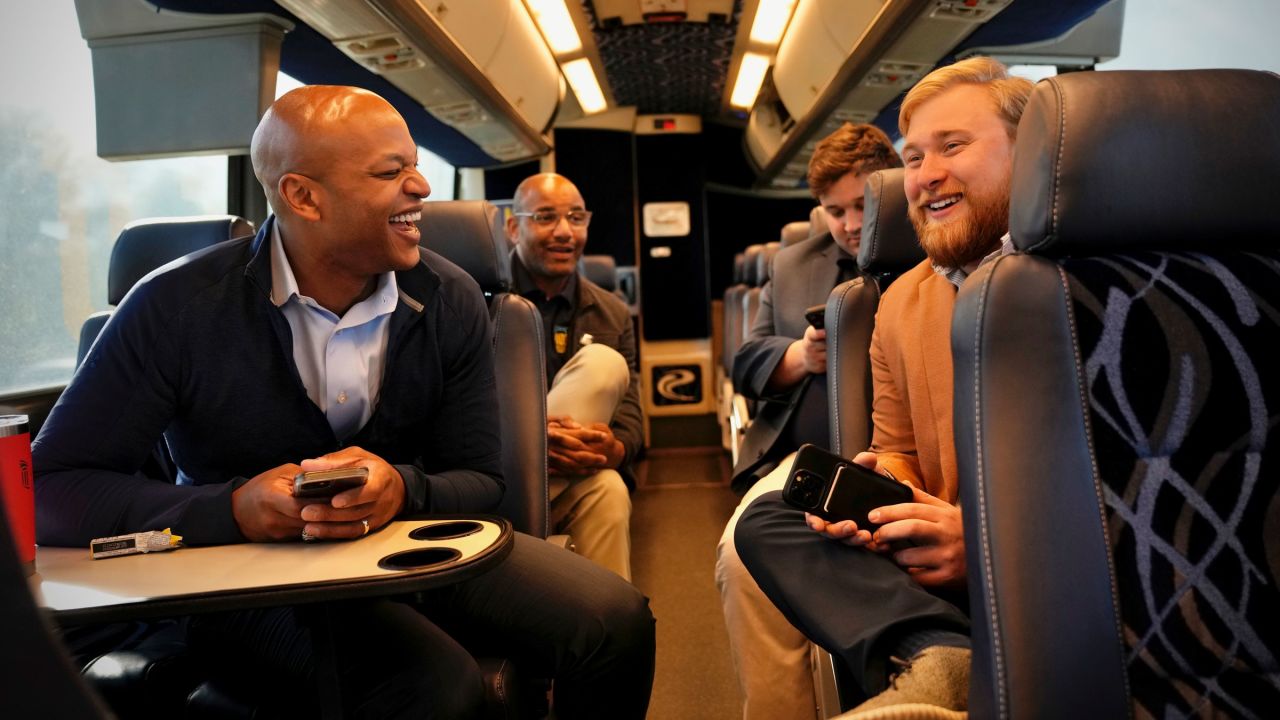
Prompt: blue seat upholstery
<box><xmin>580</xmin><ymin>253</ymin><xmax>618</xmax><ymax>291</ymax></box>
<box><xmin>952</xmin><ymin>69</ymin><xmax>1280</xmax><ymax>719</ymax></box>
<box><xmin>77</xmin><ymin>215</ymin><xmax>255</xmax><ymax>368</ymax></box>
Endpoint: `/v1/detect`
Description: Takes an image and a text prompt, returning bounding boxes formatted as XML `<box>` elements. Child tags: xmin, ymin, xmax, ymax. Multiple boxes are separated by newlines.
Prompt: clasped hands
<box><xmin>547</xmin><ymin>415</ymin><xmax>624</xmax><ymax>477</ymax></box>
<box><xmin>804</xmin><ymin>451</ymin><xmax>966</xmax><ymax>588</ymax></box>
<box><xmin>232</xmin><ymin>446</ymin><xmax>405</xmax><ymax>542</ymax></box>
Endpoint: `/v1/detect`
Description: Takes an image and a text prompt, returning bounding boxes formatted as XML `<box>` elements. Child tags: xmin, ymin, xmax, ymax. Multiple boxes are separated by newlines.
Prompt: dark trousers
<box><xmin>187</xmin><ymin>533</ymin><xmax>656</xmax><ymax>719</ymax></box>
<box><xmin>735</xmin><ymin>491</ymin><xmax>969</xmax><ymax>696</ymax></box>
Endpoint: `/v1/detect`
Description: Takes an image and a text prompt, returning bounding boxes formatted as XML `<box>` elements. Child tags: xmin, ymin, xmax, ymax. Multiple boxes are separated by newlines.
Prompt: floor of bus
<box><xmin>630</xmin><ymin>446</ymin><xmax>744</xmax><ymax>719</ymax></box>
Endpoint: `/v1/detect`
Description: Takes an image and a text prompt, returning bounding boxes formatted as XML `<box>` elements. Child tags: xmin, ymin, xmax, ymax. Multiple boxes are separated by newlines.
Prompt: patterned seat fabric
<box><xmin>1065</xmin><ymin>250</ymin><xmax>1280</xmax><ymax>717</ymax></box>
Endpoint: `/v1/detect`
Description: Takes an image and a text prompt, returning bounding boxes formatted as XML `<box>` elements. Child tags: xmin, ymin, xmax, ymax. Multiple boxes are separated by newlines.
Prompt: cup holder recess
<box><xmin>409</xmin><ymin>521</ymin><xmax>483</xmax><ymax>541</ymax></box>
<box><xmin>378</xmin><ymin>547</ymin><xmax>461</xmax><ymax>571</ymax></box>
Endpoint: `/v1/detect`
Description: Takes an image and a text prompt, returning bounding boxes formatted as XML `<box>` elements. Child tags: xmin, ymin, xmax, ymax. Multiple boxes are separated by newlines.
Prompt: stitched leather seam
<box><xmin>971</xmin><ymin>256</ymin><xmax>1007</xmax><ymax>718</ymax></box>
<box><xmin>871</xmin><ymin>173</ymin><xmax>885</xmax><ymax>264</ymax></box>
<box><xmin>830</xmin><ymin>282</ymin><xmax>852</xmax><ymax>452</ymax></box>
<box><xmin>1057</xmin><ymin>264</ymin><xmax>1133</xmax><ymax>717</ymax></box>
<box><xmin>1049</xmin><ymin>79</ymin><xmax>1066</xmax><ymax>249</ymax></box>
<box><xmin>532</xmin><ymin>303</ymin><xmax>549</xmax><ymax>539</ymax></box>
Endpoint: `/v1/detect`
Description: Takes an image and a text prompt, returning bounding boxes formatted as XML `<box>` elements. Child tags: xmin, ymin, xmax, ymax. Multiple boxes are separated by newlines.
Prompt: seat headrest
<box><xmin>418</xmin><ymin>200</ymin><xmax>509</xmax><ymax>292</ymax></box>
<box><xmin>759</xmin><ymin>242</ymin><xmax>781</xmax><ymax>283</ymax></box>
<box><xmin>779</xmin><ymin>221</ymin><xmax>811</xmax><ymax>247</ymax></box>
<box><xmin>858</xmin><ymin>168</ymin><xmax>925</xmax><ymax>275</ymax></box>
<box><xmin>732</xmin><ymin>252</ymin><xmax>746</xmax><ymax>285</ymax></box>
<box><xmin>1011</xmin><ymin>69</ymin><xmax>1280</xmax><ymax>255</ymax></box>
<box><xmin>742</xmin><ymin>243</ymin><xmax>765</xmax><ymax>286</ymax></box>
<box><xmin>580</xmin><ymin>254</ymin><xmax>617</xmax><ymax>291</ymax></box>
<box><xmin>809</xmin><ymin>205</ymin><xmax>827</xmax><ymax>231</ymax></box>
<box><xmin>110</xmin><ymin>215</ymin><xmax>254</xmax><ymax>305</ymax></box>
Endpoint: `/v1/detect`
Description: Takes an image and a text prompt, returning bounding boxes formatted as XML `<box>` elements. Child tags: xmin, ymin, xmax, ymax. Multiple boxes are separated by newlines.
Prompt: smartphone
<box><xmin>292</xmin><ymin>467</ymin><xmax>369</xmax><ymax>499</ymax></box>
<box><xmin>782</xmin><ymin>444</ymin><xmax>911</xmax><ymax>531</ymax></box>
<box><xmin>804</xmin><ymin>304</ymin><xmax>826</xmax><ymax>331</ymax></box>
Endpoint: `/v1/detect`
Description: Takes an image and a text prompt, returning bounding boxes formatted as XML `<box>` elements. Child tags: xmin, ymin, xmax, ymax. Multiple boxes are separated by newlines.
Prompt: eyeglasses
<box><xmin>513</xmin><ymin>210</ymin><xmax>593</xmax><ymax>228</ymax></box>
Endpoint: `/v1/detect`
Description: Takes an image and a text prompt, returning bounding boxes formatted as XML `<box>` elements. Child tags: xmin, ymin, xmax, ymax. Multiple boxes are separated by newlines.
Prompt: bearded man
<box><xmin>733</xmin><ymin>57</ymin><xmax>1033</xmax><ymax>719</ymax></box>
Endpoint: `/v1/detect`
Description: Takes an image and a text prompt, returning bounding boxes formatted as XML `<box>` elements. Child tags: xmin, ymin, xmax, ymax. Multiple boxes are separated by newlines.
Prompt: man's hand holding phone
<box><xmin>295</xmin><ymin>447</ymin><xmax>406</xmax><ymax>541</ymax></box>
<box><xmin>232</xmin><ymin>462</ymin><xmax>308</xmax><ymax>542</ymax></box>
<box><xmin>802</xmin><ymin>450</ymin><xmax>967</xmax><ymax>588</ymax></box>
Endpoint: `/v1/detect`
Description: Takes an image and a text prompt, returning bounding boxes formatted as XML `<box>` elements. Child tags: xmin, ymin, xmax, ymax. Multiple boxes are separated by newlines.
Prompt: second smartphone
<box><xmin>781</xmin><ymin>444</ymin><xmax>911</xmax><ymax>532</ymax></box>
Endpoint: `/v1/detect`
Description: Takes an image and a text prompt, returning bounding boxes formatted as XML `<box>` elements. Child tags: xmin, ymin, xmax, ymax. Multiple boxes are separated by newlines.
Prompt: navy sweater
<box><xmin>34</xmin><ymin>219</ymin><xmax>503</xmax><ymax>546</ymax></box>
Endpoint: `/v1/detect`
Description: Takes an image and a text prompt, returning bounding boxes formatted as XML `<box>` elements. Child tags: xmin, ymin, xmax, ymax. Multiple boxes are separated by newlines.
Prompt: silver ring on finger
<box><xmin>361</xmin><ymin>519</ymin><xmax>370</xmax><ymax>536</ymax></box>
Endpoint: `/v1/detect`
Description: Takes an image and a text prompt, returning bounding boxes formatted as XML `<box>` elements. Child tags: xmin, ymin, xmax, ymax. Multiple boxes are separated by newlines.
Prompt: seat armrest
<box><xmin>546</xmin><ymin>534</ymin><xmax>574</xmax><ymax>552</ymax></box>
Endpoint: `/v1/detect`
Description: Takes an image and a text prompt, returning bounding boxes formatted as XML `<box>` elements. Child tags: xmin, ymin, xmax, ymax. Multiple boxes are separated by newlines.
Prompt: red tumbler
<box><xmin>0</xmin><ymin>415</ymin><xmax>34</xmax><ymax>575</ymax></box>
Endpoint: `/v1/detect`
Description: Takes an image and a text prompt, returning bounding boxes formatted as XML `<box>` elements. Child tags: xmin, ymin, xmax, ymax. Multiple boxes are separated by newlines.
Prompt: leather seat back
<box><xmin>809</xmin><ymin>205</ymin><xmax>827</xmax><ymax>233</ymax></box>
<box><xmin>826</xmin><ymin>168</ymin><xmax>923</xmax><ymax>455</ymax></box>
<box><xmin>580</xmin><ymin>254</ymin><xmax>617</xmax><ymax>291</ymax></box>
<box><xmin>77</xmin><ymin>215</ymin><xmax>255</xmax><ymax>367</ymax></box>
<box><xmin>725</xmin><ymin>244</ymin><xmax>765</xmax><ymax>375</ymax></box>
<box><xmin>419</xmin><ymin>201</ymin><xmax>549</xmax><ymax>538</ymax></box>
<box><xmin>952</xmin><ymin>69</ymin><xmax>1280</xmax><ymax>719</ymax></box>
<box><xmin>779</xmin><ymin>220</ymin><xmax>811</xmax><ymax>248</ymax></box>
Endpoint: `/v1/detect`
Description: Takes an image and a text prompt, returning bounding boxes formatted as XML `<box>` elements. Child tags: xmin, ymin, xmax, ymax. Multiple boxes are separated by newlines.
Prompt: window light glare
<box><xmin>749</xmin><ymin>0</ymin><xmax>798</xmax><ymax>45</ymax></box>
<box><xmin>563</xmin><ymin>57</ymin><xmax>607</xmax><ymax>114</ymax></box>
<box><xmin>526</xmin><ymin>0</ymin><xmax>582</xmax><ymax>55</ymax></box>
<box><xmin>730</xmin><ymin>52</ymin><xmax>770</xmax><ymax>109</ymax></box>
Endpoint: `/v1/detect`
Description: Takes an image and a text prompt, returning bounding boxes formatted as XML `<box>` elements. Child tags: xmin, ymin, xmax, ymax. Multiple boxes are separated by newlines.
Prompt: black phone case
<box><xmin>782</xmin><ymin>444</ymin><xmax>911</xmax><ymax>531</ymax></box>
<box><xmin>803</xmin><ymin>304</ymin><xmax>826</xmax><ymax>330</ymax></box>
<box><xmin>293</xmin><ymin>468</ymin><xmax>368</xmax><ymax>498</ymax></box>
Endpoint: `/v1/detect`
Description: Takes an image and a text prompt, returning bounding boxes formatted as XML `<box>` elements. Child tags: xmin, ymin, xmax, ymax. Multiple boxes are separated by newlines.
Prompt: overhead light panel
<box><xmin>526</xmin><ymin>0</ymin><xmax>582</xmax><ymax>55</ymax></box>
<box><xmin>730</xmin><ymin>52</ymin><xmax>770</xmax><ymax>109</ymax></box>
<box><xmin>748</xmin><ymin>0</ymin><xmax>798</xmax><ymax>45</ymax></box>
<box><xmin>563</xmin><ymin>57</ymin><xmax>607</xmax><ymax>114</ymax></box>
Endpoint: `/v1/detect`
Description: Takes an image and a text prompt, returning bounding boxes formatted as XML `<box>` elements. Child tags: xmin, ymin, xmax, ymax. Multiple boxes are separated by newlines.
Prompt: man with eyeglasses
<box><xmin>505</xmin><ymin>172</ymin><xmax>642</xmax><ymax>580</ymax></box>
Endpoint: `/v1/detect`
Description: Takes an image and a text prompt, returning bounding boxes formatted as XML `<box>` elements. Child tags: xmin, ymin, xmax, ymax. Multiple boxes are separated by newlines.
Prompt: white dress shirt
<box><xmin>269</xmin><ymin>223</ymin><xmax>398</xmax><ymax>441</ymax></box>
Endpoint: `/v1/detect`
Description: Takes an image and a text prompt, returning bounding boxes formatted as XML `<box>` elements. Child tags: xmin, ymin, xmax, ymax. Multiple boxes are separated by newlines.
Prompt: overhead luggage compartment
<box><xmin>74</xmin><ymin>0</ymin><xmax>293</xmax><ymax>160</ymax></box>
<box><xmin>278</xmin><ymin>0</ymin><xmax>561</xmax><ymax>163</ymax></box>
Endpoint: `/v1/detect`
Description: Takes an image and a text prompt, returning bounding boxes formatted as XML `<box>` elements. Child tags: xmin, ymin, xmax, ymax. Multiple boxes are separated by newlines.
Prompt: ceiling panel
<box><xmin>584</xmin><ymin>0</ymin><xmax>741</xmax><ymax>117</ymax></box>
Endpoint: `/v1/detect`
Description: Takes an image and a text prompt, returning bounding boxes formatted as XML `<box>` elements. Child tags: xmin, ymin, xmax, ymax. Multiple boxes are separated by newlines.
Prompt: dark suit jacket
<box><xmin>569</xmin><ymin>274</ymin><xmax>645</xmax><ymax>488</ymax></box>
<box><xmin>730</xmin><ymin>231</ymin><xmax>852</xmax><ymax>492</ymax></box>
<box><xmin>34</xmin><ymin>217</ymin><xmax>503</xmax><ymax>546</ymax></box>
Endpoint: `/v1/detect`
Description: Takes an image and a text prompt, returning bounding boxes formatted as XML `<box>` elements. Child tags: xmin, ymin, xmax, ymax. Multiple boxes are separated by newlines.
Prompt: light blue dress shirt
<box><xmin>269</xmin><ymin>223</ymin><xmax>398</xmax><ymax>441</ymax></box>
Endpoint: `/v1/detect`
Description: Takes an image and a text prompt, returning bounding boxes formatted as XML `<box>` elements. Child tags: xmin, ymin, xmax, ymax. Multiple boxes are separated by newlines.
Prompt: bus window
<box><xmin>0</xmin><ymin>3</ymin><xmax>226</xmax><ymax>395</ymax></box>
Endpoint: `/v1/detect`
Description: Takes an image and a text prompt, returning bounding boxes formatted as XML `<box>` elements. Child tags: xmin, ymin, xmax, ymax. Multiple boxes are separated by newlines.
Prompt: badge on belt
<box><xmin>554</xmin><ymin>324</ymin><xmax>569</xmax><ymax>355</ymax></box>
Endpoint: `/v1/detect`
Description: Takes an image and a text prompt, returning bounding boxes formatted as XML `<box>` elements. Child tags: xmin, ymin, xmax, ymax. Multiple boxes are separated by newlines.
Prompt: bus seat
<box><xmin>418</xmin><ymin>200</ymin><xmax>552</xmax><ymax>541</ymax></box>
<box><xmin>719</xmin><ymin>249</ymin><xmax>754</xmax><ymax>452</ymax></box>
<box><xmin>723</xmin><ymin>243</ymin><xmax>764</xmax><ymax>462</ymax></box>
<box><xmin>730</xmin><ymin>242</ymin><xmax>780</xmax><ymax>463</ymax></box>
<box><xmin>952</xmin><ymin>69</ymin><xmax>1280</xmax><ymax>719</ymax></box>
<box><xmin>827</xmin><ymin>167</ymin><xmax>922</xmax><ymax>460</ymax></box>
<box><xmin>814</xmin><ymin>166</ymin><xmax>924</xmax><ymax>715</ymax></box>
<box><xmin>420</xmin><ymin>199</ymin><xmax>565</xmax><ymax>717</ymax></box>
<box><xmin>0</xmin><ymin>482</ymin><xmax>111</xmax><ymax>718</ymax></box>
<box><xmin>809</xmin><ymin>205</ymin><xmax>827</xmax><ymax>232</ymax></box>
<box><xmin>580</xmin><ymin>253</ymin><xmax>617</xmax><ymax>291</ymax></box>
<box><xmin>779</xmin><ymin>220</ymin><xmax>810</xmax><ymax>247</ymax></box>
<box><xmin>76</xmin><ymin>215</ymin><xmax>255</xmax><ymax>368</ymax></box>
<box><xmin>757</xmin><ymin>240</ymin><xmax>781</xmax><ymax>286</ymax></box>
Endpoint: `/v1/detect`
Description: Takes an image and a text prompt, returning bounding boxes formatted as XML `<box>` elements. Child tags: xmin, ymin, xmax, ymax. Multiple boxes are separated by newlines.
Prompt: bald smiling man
<box><xmin>34</xmin><ymin>86</ymin><xmax>655</xmax><ymax>718</ymax></box>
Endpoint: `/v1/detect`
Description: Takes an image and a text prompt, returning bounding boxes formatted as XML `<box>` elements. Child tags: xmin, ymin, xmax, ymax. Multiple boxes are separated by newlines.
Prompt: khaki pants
<box><xmin>716</xmin><ymin>451</ymin><xmax>817</xmax><ymax>720</ymax></box>
<box><xmin>547</xmin><ymin>343</ymin><xmax>634</xmax><ymax>581</ymax></box>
